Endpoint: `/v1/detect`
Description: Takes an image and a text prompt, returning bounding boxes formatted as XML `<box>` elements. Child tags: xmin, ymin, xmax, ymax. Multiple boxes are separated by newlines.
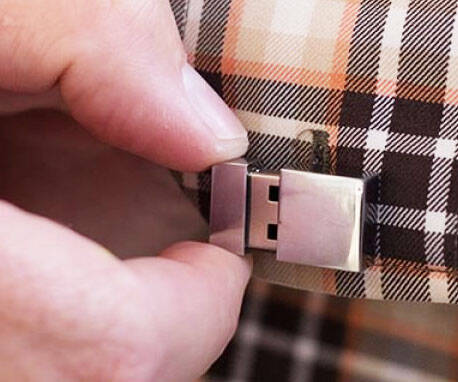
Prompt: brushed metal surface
<box><xmin>209</xmin><ymin>160</ymin><xmax>375</xmax><ymax>271</ymax></box>
<box><xmin>277</xmin><ymin>169</ymin><xmax>366</xmax><ymax>272</ymax></box>
<box><xmin>209</xmin><ymin>159</ymin><xmax>248</xmax><ymax>255</ymax></box>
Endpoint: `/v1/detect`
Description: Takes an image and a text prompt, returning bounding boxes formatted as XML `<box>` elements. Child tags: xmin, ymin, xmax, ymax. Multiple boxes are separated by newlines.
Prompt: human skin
<box><xmin>0</xmin><ymin>0</ymin><xmax>251</xmax><ymax>381</ymax></box>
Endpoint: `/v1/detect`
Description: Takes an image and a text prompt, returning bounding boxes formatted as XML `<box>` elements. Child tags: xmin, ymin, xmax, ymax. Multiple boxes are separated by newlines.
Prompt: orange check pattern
<box><xmin>172</xmin><ymin>0</ymin><xmax>458</xmax><ymax>304</ymax></box>
<box><xmin>170</xmin><ymin>1</ymin><xmax>458</xmax><ymax>380</ymax></box>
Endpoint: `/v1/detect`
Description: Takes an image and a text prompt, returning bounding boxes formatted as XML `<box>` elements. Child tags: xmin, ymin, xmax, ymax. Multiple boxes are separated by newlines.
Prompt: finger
<box><xmin>124</xmin><ymin>242</ymin><xmax>252</xmax><ymax>382</ymax></box>
<box><xmin>0</xmin><ymin>201</ymin><xmax>251</xmax><ymax>381</ymax></box>
<box><xmin>0</xmin><ymin>200</ymin><xmax>137</xmax><ymax>329</ymax></box>
<box><xmin>0</xmin><ymin>200</ymin><xmax>169</xmax><ymax>381</ymax></box>
<box><xmin>0</xmin><ymin>0</ymin><xmax>247</xmax><ymax>171</ymax></box>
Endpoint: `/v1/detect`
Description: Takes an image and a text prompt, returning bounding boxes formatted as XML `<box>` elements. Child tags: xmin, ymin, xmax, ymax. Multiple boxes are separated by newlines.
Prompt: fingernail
<box><xmin>182</xmin><ymin>63</ymin><xmax>248</xmax><ymax>144</ymax></box>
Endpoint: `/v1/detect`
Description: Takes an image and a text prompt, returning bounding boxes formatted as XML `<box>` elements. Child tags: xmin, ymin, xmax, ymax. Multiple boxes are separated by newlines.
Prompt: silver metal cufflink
<box><xmin>209</xmin><ymin>159</ymin><xmax>378</xmax><ymax>272</ymax></box>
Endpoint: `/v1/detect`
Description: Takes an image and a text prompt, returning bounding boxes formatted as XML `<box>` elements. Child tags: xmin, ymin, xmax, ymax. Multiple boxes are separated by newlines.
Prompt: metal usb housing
<box><xmin>209</xmin><ymin>159</ymin><xmax>377</xmax><ymax>272</ymax></box>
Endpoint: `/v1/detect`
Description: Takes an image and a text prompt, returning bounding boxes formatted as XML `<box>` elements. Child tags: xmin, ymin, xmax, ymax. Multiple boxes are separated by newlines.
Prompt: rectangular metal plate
<box><xmin>209</xmin><ymin>160</ymin><xmax>248</xmax><ymax>255</ymax></box>
<box><xmin>277</xmin><ymin>169</ymin><xmax>365</xmax><ymax>272</ymax></box>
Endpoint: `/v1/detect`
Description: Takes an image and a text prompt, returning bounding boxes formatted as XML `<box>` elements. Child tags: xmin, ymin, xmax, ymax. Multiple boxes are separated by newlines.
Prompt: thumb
<box><xmin>0</xmin><ymin>0</ymin><xmax>247</xmax><ymax>171</ymax></box>
<box><xmin>61</xmin><ymin>0</ymin><xmax>248</xmax><ymax>171</ymax></box>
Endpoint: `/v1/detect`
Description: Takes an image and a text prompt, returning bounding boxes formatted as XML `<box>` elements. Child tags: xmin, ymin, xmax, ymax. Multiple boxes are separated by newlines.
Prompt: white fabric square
<box><xmin>429</xmin><ymin>276</ymin><xmax>449</xmax><ymax>303</ymax></box>
<box><xmin>449</xmin><ymin>12</ymin><xmax>458</xmax><ymax>58</ymax></box>
<box><xmin>271</xmin><ymin>0</ymin><xmax>316</xmax><ymax>35</ymax></box>
<box><xmin>425</xmin><ymin>211</ymin><xmax>446</xmax><ymax>233</ymax></box>
<box><xmin>366</xmin><ymin>130</ymin><xmax>388</xmax><ymax>151</ymax></box>
<box><xmin>381</xmin><ymin>6</ymin><xmax>407</xmax><ymax>48</ymax></box>
<box><xmin>241</xmin><ymin>0</ymin><xmax>275</xmax><ymax>30</ymax></box>
<box><xmin>434</xmin><ymin>138</ymin><xmax>456</xmax><ymax>159</ymax></box>
<box><xmin>308</xmin><ymin>0</ymin><xmax>345</xmax><ymax>40</ymax></box>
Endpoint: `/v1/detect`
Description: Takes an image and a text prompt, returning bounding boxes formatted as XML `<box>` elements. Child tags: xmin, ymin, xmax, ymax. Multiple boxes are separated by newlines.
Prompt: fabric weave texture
<box><xmin>171</xmin><ymin>0</ymin><xmax>458</xmax><ymax>303</ymax></box>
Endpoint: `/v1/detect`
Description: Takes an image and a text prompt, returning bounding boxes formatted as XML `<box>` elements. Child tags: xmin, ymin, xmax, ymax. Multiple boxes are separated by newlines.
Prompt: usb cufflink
<box><xmin>209</xmin><ymin>159</ymin><xmax>377</xmax><ymax>272</ymax></box>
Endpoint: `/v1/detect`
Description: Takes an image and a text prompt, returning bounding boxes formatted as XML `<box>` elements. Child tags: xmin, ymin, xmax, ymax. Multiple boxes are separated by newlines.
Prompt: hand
<box><xmin>0</xmin><ymin>1</ymin><xmax>251</xmax><ymax>381</ymax></box>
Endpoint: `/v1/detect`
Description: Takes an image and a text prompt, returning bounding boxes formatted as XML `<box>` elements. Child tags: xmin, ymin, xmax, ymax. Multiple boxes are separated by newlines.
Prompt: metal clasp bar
<box><xmin>209</xmin><ymin>159</ymin><xmax>378</xmax><ymax>272</ymax></box>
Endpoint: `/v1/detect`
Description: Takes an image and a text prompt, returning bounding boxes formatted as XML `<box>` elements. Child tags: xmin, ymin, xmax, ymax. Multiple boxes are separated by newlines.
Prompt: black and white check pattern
<box><xmin>169</xmin><ymin>1</ymin><xmax>458</xmax><ymax>380</ymax></box>
<box><xmin>171</xmin><ymin>0</ymin><xmax>458</xmax><ymax>303</ymax></box>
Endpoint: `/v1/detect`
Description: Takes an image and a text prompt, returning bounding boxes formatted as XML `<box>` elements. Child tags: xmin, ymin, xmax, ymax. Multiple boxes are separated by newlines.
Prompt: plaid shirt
<box><xmin>172</xmin><ymin>0</ymin><xmax>458</xmax><ymax>304</ymax></box>
<box><xmin>171</xmin><ymin>0</ymin><xmax>458</xmax><ymax>380</ymax></box>
<box><xmin>204</xmin><ymin>281</ymin><xmax>458</xmax><ymax>382</ymax></box>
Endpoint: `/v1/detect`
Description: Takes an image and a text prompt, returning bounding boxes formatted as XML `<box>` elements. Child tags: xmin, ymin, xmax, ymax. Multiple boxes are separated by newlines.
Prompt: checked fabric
<box><xmin>203</xmin><ymin>283</ymin><xmax>458</xmax><ymax>382</ymax></box>
<box><xmin>171</xmin><ymin>0</ymin><xmax>458</xmax><ymax>304</ymax></box>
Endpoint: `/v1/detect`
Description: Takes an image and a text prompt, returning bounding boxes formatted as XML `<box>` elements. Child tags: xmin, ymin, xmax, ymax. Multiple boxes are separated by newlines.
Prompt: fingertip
<box><xmin>159</xmin><ymin>241</ymin><xmax>251</xmax><ymax>348</ymax></box>
<box><xmin>124</xmin><ymin>240</ymin><xmax>251</xmax><ymax>381</ymax></box>
<box><xmin>60</xmin><ymin>12</ymin><xmax>248</xmax><ymax>172</ymax></box>
<box><xmin>159</xmin><ymin>241</ymin><xmax>251</xmax><ymax>333</ymax></box>
<box><xmin>160</xmin><ymin>241</ymin><xmax>252</xmax><ymax>285</ymax></box>
<box><xmin>181</xmin><ymin>63</ymin><xmax>247</xmax><ymax>141</ymax></box>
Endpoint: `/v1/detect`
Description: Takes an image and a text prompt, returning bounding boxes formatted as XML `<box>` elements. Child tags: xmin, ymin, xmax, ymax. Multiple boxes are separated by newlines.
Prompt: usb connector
<box><xmin>247</xmin><ymin>172</ymin><xmax>279</xmax><ymax>251</ymax></box>
<box><xmin>209</xmin><ymin>159</ymin><xmax>377</xmax><ymax>272</ymax></box>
